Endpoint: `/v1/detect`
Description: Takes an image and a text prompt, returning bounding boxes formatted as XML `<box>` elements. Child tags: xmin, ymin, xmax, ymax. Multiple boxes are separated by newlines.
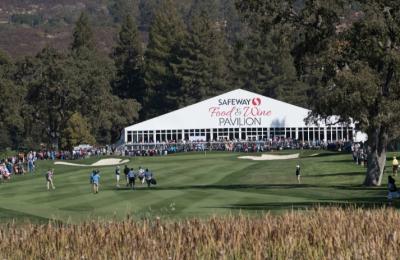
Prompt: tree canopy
<box><xmin>236</xmin><ymin>0</ymin><xmax>400</xmax><ymax>186</ymax></box>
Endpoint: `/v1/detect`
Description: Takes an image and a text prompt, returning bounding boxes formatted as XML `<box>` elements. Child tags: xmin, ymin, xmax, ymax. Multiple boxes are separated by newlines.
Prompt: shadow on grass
<box><xmin>112</xmin><ymin>183</ymin><xmax>386</xmax><ymax>192</ymax></box>
<box><xmin>213</xmin><ymin>197</ymin><xmax>388</xmax><ymax>211</ymax></box>
<box><xmin>305</xmin><ymin>152</ymin><xmax>344</xmax><ymax>158</ymax></box>
<box><xmin>306</xmin><ymin>171</ymin><xmax>363</xmax><ymax>178</ymax></box>
<box><xmin>0</xmin><ymin>207</ymin><xmax>55</xmax><ymax>225</ymax></box>
<box><xmin>321</xmin><ymin>159</ymin><xmax>354</xmax><ymax>163</ymax></box>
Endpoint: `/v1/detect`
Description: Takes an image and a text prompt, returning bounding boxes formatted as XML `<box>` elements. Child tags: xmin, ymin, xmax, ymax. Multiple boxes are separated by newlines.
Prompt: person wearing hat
<box><xmin>92</xmin><ymin>170</ymin><xmax>100</xmax><ymax>194</ymax></box>
<box><xmin>393</xmin><ymin>156</ymin><xmax>399</xmax><ymax>176</ymax></box>
<box><xmin>138</xmin><ymin>166</ymin><xmax>145</xmax><ymax>184</ymax></box>
<box><xmin>45</xmin><ymin>168</ymin><xmax>55</xmax><ymax>190</ymax></box>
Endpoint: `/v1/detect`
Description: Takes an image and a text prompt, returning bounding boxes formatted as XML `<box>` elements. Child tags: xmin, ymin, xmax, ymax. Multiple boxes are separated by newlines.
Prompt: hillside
<box><xmin>0</xmin><ymin>1</ymin><xmax>114</xmax><ymax>57</ymax></box>
<box><xmin>0</xmin><ymin>0</ymin><xmax>240</xmax><ymax>58</ymax></box>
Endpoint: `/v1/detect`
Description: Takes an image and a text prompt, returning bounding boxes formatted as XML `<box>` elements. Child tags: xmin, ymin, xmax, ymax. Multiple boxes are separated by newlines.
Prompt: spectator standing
<box><xmin>28</xmin><ymin>158</ymin><xmax>34</xmax><ymax>173</ymax></box>
<box><xmin>388</xmin><ymin>176</ymin><xmax>399</xmax><ymax>206</ymax></box>
<box><xmin>393</xmin><ymin>156</ymin><xmax>399</xmax><ymax>176</ymax></box>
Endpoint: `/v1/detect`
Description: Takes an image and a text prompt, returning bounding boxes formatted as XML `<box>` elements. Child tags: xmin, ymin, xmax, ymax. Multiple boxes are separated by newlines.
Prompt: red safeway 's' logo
<box><xmin>252</xmin><ymin>97</ymin><xmax>261</xmax><ymax>106</ymax></box>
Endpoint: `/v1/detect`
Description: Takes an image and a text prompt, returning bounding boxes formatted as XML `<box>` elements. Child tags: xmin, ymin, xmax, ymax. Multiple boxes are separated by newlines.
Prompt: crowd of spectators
<box><xmin>121</xmin><ymin>138</ymin><xmax>351</xmax><ymax>157</ymax></box>
<box><xmin>0</xmin><ymin>147</ymin><xmax>112</xmax><ymax>182</ymax></box>
<box><xmin>351</xmin><ymin>143</ymin><xmax>368</xmax><ymax>167</ymax></box>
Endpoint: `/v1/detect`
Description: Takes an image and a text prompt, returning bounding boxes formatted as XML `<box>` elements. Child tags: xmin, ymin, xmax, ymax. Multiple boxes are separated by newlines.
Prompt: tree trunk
<box><xmin>363</xmin><ymin>127</ymin><xmax>388</xmax><ymax>186</ymax></box>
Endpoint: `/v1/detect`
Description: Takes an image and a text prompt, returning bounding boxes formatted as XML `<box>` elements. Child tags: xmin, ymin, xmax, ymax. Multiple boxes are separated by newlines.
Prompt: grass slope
<box><xmin>0</xmin><ymin>151</ymin><xmax>392</xmax><ymax>223</ymax></box>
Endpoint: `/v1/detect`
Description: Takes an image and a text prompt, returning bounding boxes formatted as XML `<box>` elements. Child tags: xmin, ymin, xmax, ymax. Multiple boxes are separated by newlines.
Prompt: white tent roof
<box><xmin>125</xmin><ymin>89</ymin><xmax>342</xmax><ymax>131</ymax></box>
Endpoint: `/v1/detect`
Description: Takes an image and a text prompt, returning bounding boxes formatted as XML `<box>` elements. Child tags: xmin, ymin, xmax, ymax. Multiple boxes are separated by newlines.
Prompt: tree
<box><xmin>236</xmin><ymin>0</ymin><xmax>400</xmax><ymax>186</ymax></box>
<box><xmin>0</xmin><ymin>50</ymin><xmax>24</xmax><ymax>149</ymax></box>
<box><xmin>142</xmin><ymin>1</ymin><xmax>187</xmax><ymax>119</ymax></box>
<box><xmin>109</xmin><ymin>0</ymin><xmax>140</xmax><ymax>24</ymax></box>
<box><xmin>233</xmin><ymin>1</ymin><xmax>308</xmax><ymax>107</ymax></box>
<box><xmin>61</xmin><ymin>112</ymin><xmax>96</xmax><ymax>150</ymax></box>
<box><xmin>112</xmin><ymin>15</ymin><xmax>144</xmax><ymax>100</ymax></box>
<box><xmin>71</xmin><ymin>12</ymin><xmax>95</xmax><ymax>54</ymax></box>
<box><xmin>25</xmin><ymin>47</ymin><xmax>81</xmax><ymax>149</ymax></box>
<box><xmin>172</xmin><ymin>10</ymin><xmax>231</xmax><ymax>107</ymax></box>
<box><xmin>71</xmin><ymin>51</ymin><xmax>141</xmax><ymax>145</ymax></box>
<box><xmin>70</xmin><ymin>12</ymin><xmax>141</xmax><ymax>145</ymax></box>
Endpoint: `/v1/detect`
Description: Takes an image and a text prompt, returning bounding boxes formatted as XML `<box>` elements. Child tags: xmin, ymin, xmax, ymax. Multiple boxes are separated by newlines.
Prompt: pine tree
<box><xmin>69</xmin><ymin>12</ymin><xmax>141</xmax><ymax>145</ymax></box>
<box><xmin>188</xmin><ymin>0</ymin><xmax>219</xmax><ymax>21</ymax></box>
<box><xmin>71</xmin><ymin>12</ymin><xmax>95</xmax><ymax>54</ymax></box>
<box><xmin>172</xmin><ymin>10</ymin><xmax>231</xmax><ymax>107</ymax></box>
<box><xmin>236</xmin><ymin>0</ymin><xmax>400</xmax><ymax>186</ymax></box>
<box><xmin>109</xmin><ymin>0</ymin><xmax>140</xmax><ymax>24</ymax></box>
<box><xmin>231</xmin><ymin>26</ymin><xmax>308</xmax><ymax>107</ymax></box>
<box><xmin>112</xmin><ymin>15</ymin><xmax>143</xmax><ymax>100</ymax></box>
<box><xmin>142</xmin><ymin>1</ymin><xmax>186</xmax><ymax>119</ymax></box>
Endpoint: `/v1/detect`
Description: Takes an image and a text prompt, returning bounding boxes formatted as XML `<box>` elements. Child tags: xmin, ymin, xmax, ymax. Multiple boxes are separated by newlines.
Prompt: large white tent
<box><xmin>123</xmin><ymin>89</ymin><xmax>354</xmax><ymax>144</ymax></box>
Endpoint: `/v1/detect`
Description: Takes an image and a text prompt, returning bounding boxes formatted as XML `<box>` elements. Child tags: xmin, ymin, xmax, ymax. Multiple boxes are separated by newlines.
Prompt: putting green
<box><xmin>0</xmin><ymin>151</ymin><xmax>391</xmax><ymax>223</ymax></box>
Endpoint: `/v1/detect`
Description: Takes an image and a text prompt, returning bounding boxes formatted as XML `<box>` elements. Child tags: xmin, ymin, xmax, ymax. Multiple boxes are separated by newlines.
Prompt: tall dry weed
<box><xmin>0</xmin><ymin>207</ymin><xmax>399</xmax><ymax>259</ymax></box>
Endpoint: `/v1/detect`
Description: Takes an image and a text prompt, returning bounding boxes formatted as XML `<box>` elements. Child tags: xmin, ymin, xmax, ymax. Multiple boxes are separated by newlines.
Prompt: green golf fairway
<box><xmin>0</xmin><ymin>151</ymin><xmax>390</xmax><ymax>223</ymax></box>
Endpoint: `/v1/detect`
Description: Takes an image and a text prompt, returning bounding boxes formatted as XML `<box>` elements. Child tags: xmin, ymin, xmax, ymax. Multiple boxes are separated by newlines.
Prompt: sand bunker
<box><xmin>238</xmin><ymin>153</ymin><xmax>299</xmax><ymax>161</ymax></box>
<box><xmin>54</xmin><ymin>158</ymin><xmax>130</xmax><ymax>167</ymax></box>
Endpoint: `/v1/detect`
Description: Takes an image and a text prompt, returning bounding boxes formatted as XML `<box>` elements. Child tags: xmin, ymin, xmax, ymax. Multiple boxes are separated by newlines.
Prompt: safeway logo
<box><xmin>252</xmin><ymin>97</ymin><xmax>261</xmax><ymax>106</ymax></box>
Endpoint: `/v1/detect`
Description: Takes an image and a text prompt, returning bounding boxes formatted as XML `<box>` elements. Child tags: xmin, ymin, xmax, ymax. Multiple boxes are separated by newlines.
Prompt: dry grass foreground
<box><xmin>1</xmin><ymin>207</ymin><xmax>399</xmax><ymax>259</ymax></box>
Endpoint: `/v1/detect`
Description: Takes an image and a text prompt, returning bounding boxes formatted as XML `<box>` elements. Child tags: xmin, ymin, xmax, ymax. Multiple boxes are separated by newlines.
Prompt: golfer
<box><xmin>296</xmin><ymin>164</ymin><xmax>301</xmax><ymax>184</ymax></box>
<box><xmin>45</xmin><ymin>168</ymin><xmax>55</xmax><ymax>190</ymax></box>
<box><xmin>115</xmin><ymin>166</ymin><xmax>121</xmax><ymax>187</ymax></box>
<box><xmin>92</xmin><ymin>170</ymin><xmax>100</xmax><ymax>194</ymax></box>
<box><xmin>138</xmin><ymin>166</ymin><xmax>145</xmax><ymax>184</ymax></box>
<box><xmin>127</xmin><ymin>168</ymin><xmax>136</xmax><ymax>190</ymax></box>
<box><xmin>123</xmin><ymin>165</ymin><xmax>130</xmax><ymax>186</ymax></box>
<box><xmin>144</xmin><ymin>168</ymin><xmax>155</xmax><ymax>188</ymax></box>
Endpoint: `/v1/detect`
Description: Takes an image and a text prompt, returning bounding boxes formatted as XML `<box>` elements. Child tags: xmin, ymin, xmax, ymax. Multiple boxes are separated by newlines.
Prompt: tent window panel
<box><xmin>298</xmin><ymin>128</ymin><xmax>303</xmax><ymax>141</ymax></box>
<box><xmin>270</xmin><ymin>128</ymin><xmax>274</xmax><ymax>138</ymax></box>
<box><xmin>127</xmin><ymin>132</ymin><xmax>132</xmax><ymax>143</ymax></box>
<box><xmin>338</xmin><ymin>127</ymin><xmax>343</xmax><ymax>140</ymax></box>
<box><xmin>348</xmin><ymin>128</ymin><xmax>353</xmax><ymax>140</ymax></box>
<box><xmin>343</xmin><ymin>128</ymin><xmax>348</xmax><ymax>140</ymax></box>
<box><xmin>303</xmin><ymin>128</ymin><xmax>309</xmax><ymax>141</ymax></box>
<box><xmin>327</xmin><ymin>128</ymin><xmax>332</xmax><ymax>141</ymax></box>
<box><xmin>285</xmin><ymin>128</ymin><xmax>291</xmax><ymax>138</ymax></box>
<box><xmin>332</xmin><ymin>127</ymin><xmax>337</xmax><ymax>141</ymax></box>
